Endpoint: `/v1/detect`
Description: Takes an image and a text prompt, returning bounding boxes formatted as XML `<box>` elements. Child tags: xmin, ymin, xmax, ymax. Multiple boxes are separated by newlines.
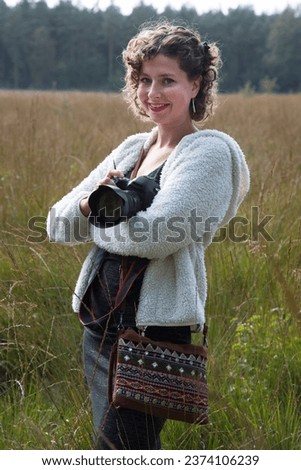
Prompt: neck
<box><xmin>156</xmin><ymin>122</ymin><xmax>197</xmax><ymax>149</ymax></box>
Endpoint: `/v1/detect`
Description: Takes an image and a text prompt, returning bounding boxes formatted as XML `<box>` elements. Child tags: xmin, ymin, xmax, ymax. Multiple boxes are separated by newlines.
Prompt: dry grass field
<box><xmin>0</xmin><ymin>90</ymin><xmax>300</xmax><ymax>449</ymax></box>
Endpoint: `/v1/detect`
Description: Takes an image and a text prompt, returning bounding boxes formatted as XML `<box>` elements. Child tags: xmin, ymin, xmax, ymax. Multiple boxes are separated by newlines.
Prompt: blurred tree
<box><xmin>266</xmin><ymin>8</ymin><xmax>301</xmax><ymax>92</ymax></box>
<box><xmin>177</xmin><ymin>6</ymin><xmax>199</xmax><ymax>25</ymax></box>
<box><xmin>102</xmin><ymin>5</ymin><xmax>124</xmax><ymax>89</ymax></box>
<box><xmin>124</xmin><ymin>4</ymin><xmax>158</xmax><ymax>53</ymax></box>
<box><xmin>29</xmin><ymin>26</ymin><xmax>55</xmax><ymax>88</ymax></box>
<box><xmin>215</xmin><ymin>7</ymin><xmax>272</xmax><ymax>92</ymax></box>
<box><xmin>0</xmin><ymin>0</ymin><xmax>9</xmax><ymax>87</ymax></box>
<box><xmin>0</xmin><ymin>1</ymin><xmax>299</xmax><ymax>92</ymax></box>
<box><xmin>3</xmin><ymin>0</ymin><xmax>32</xmax><ymax>88</ymax></box>
<box><xmin>127</xmin><ymin>2</ymin><xmax>158</xmax><ymax>33</ymax></box>
<box><xmin>50</xmin><ymin>1</ymin><xmax>84</xmax><ymax>88</ymax></box>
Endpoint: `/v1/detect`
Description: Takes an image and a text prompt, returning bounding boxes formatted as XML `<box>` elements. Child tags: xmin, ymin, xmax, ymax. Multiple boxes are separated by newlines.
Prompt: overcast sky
<box><xmin>4</xmin><ymin>0</ymin><xmax>301</xmax><ymax>15</ymax></box>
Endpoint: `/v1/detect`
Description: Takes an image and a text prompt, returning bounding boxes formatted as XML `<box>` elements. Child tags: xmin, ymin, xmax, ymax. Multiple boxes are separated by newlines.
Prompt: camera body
<box><xmin>88</xmin><ymin>175</ymin><xmax>160</xmax><ymax>227</ymax></box>
<box><xmin>112</xmin><ymin>176</ymin><xmax>131</xmax><ymax>190</ymax></box>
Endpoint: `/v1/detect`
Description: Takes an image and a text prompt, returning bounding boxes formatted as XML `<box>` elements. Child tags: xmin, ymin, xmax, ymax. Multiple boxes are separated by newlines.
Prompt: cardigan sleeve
<box><xmin>90</xmin><ymin>135</ymin><xmax>240</xmax><ymax>260</ymax></box>
<box><xmin>46</xmin><ymin>134</ymin><xmax>147</xmax><ymax>244</ymax></box>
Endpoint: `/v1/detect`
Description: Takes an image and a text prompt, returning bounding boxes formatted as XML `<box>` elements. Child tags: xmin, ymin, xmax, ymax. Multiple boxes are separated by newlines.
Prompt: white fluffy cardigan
<box><xmin>47</xmin><ymin>127</ymin><xmax>250</xmax><ymax>331</ymax></box>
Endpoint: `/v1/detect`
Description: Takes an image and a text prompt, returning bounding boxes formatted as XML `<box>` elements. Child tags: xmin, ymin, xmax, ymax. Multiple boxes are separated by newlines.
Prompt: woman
<box><xmin>47</xmin><ymin>20</ymin><xmax>250</xmax><ymax>449</ymax></box>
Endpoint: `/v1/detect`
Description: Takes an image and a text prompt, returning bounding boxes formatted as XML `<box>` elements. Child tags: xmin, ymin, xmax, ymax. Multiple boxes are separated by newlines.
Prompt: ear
<box><xmin>191</xmin><ymin>76</ymin><xmax>202</xmax><ymax>98</ymax></box>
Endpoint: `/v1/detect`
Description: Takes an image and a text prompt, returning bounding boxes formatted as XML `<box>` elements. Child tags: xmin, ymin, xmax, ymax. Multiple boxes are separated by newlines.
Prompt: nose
<box><xmin>148</xmin><ymin>81</ymin><xmax>161</xmax><ymax>100</ymax></box>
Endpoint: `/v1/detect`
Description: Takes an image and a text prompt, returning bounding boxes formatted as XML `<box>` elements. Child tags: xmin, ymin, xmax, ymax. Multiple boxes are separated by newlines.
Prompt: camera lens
<box><xmin>96</xmin><ymin>190</ymin><xmax>124</xmax><ymax>221</ymax></box>
<box><xmin>88</xmin><ymin>174</ymin><xmax>160</xmax><ymax>228</ymax></box>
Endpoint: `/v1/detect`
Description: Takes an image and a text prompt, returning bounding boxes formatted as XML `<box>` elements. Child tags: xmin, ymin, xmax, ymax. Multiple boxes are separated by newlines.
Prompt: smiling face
<box><xmin>137</xmin><ymin>54</ymin><xmax>200</xmax><ymax>129</ymax></box>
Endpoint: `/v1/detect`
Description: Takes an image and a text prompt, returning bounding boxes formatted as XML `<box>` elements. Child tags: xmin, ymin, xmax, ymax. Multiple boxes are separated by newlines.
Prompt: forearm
<box><xmin>47</xmin><ymin>193</ymin><xmax>92</xmax><ymax>244</ymax></box>
<box><xmin>80</xmin><ymin>197</ymin><xmax>91</xmax><ymax>217</ymax></box>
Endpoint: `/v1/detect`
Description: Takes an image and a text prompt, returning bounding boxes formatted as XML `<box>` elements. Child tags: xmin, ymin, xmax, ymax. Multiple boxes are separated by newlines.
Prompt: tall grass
<box><xmin>0</xmin><ymin>91</ymin><xmax>300</xmax><ymax>449</ymax></box>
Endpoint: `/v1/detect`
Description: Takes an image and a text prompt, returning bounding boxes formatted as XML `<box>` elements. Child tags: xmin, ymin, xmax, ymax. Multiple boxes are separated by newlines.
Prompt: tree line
<box><xmin>0</xmin><ymin>0</ymin><xmax>300</xmax><ymax>92</ymax></box>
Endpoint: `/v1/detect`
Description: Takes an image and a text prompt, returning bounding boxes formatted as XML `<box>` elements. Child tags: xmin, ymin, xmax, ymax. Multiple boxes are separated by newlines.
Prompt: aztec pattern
<box><xmin>112</xmin><ymin>335</ymin><xmax>208</xmax><ymax>424</ymax></box>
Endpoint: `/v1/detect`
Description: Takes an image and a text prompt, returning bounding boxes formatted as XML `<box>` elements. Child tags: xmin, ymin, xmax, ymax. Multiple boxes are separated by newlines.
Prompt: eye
<box><xmin>139</xmin><ymin>76</ymin><xmax>151</xmax><ymax>84</ymax></box>
<box><xmin>163</xmin><ymin>77</ymin><xmax>174</xmax><ymax>85</ymax></box>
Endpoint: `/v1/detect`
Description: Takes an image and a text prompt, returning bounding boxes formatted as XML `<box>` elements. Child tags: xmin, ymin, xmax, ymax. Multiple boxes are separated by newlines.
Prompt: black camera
<box><xmin>88</xmin><ymin>175</ymin><xmax>160</xmax><ymax>227</ymax></box>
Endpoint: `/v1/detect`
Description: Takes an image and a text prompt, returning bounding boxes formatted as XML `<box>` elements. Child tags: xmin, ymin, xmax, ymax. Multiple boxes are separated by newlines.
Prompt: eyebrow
<box><xmin>140</xmin><ymin>72</ymin><xmax>177</xmax><ymax>78</ymax></box>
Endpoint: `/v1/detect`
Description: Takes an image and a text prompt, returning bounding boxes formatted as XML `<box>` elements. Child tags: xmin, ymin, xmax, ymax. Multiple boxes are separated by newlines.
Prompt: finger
<box><xmin>95</xmin><ymin>170</ymin><xmax>124</xmax><ymax>188</ymax></box>
<box><xmin>106</xmin><ymin>169</ymin><xmax>124</xmax><ymax>179</ymax></box>
<box><xmin>98</xmin><ymin>176</ymin><xmax>114</xmax><ymax>186</ymax></box>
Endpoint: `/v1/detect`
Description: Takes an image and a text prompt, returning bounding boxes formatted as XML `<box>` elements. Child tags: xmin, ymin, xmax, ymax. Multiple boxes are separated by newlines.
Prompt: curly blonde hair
<box><xmin>122</xmin><ymin>20</ymin><xmax>221</xmax><ymax>122</ymax></box>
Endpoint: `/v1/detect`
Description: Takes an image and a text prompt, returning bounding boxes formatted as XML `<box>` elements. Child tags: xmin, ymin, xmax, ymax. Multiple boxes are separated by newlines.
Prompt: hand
<box><xmin>95</xmin><ymin>169</ymin><xmax>124</xmax><ymax>187</ymax></box>
<box><xmin>80</xmin><ymin>169</ymin><xmax>125</xmax><ymax>217</ymax></box>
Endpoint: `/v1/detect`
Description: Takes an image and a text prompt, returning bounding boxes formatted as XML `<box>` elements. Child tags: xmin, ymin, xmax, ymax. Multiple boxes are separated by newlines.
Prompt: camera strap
<box><xmin>130</xmin><ymin>146</ymin><xmax>146</xmax><ymax>179</ymax></box>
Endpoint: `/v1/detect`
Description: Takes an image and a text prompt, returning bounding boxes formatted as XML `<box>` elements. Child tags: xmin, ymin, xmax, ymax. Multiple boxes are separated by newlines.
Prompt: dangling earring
<box><xmin>191</xmin><ymin>98</ymin><xmax>196</xmax><ymax>114</ymax></box>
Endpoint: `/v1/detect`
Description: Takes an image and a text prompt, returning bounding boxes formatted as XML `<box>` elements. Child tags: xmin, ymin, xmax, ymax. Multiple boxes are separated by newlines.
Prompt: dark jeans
<box><xmin>82</xmin><ymin>325</ymin><xmax>191</xmax><ymax>450</ymax></box>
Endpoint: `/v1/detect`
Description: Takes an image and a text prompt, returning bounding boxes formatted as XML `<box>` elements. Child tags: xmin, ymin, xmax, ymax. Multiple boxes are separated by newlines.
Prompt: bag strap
<box><xmin>113</xmin><ymin>257</ymin><xmax>148</xmax><ymax>327</ymax></box>
<box><xmin>108</xmin><ymin>339</ymin><xmax>118</xmax><ymax>405</ymax></box>
<box><xmin>78</xmin><ymin>258</ymin><xmax>148</xmax><ymax>328</ymax></box>
<box><xmin>202</xmin><ymin>323</ymin><xmax>208</xmax><ymax>346</ymax></box>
